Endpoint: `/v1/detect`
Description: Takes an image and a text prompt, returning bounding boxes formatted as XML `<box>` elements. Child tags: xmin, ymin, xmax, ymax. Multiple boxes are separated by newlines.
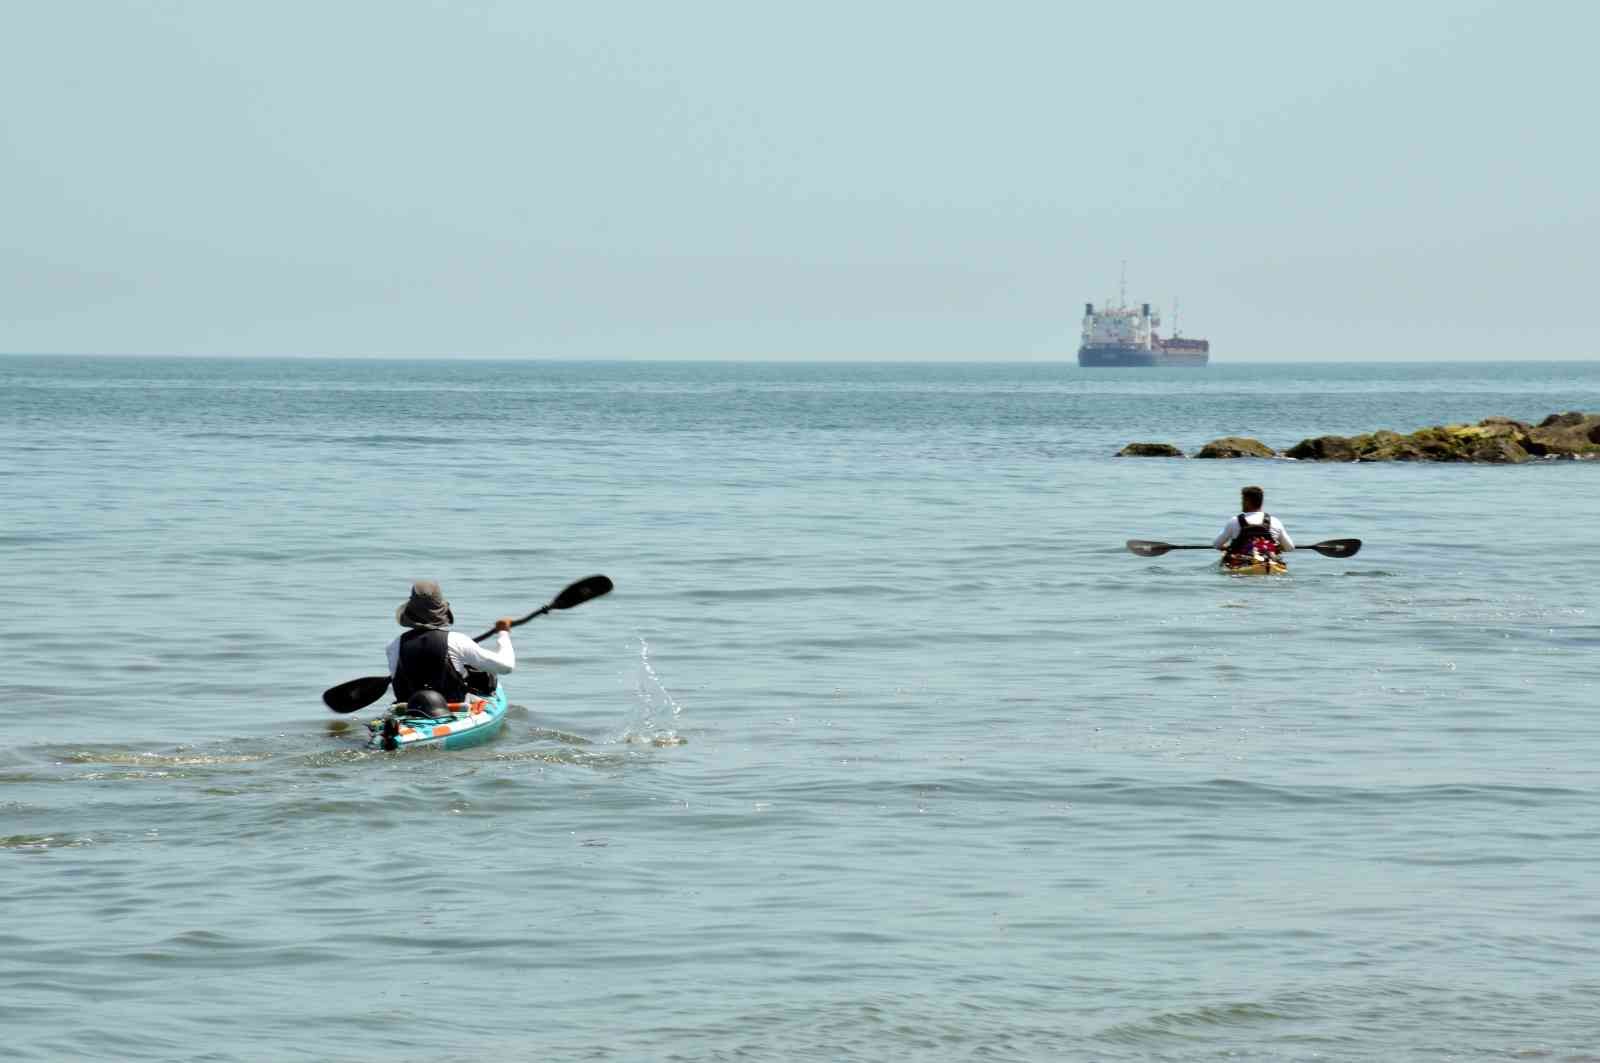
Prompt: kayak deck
<box><xmin>1220</xmin><ymin>554</ymin><xmax>1288</xmax><ymax>576</ymax></box>
<box><xmin>366</xmin><ymin>687</ymin><xmax>509</xmax><ymax>751</ymax></box>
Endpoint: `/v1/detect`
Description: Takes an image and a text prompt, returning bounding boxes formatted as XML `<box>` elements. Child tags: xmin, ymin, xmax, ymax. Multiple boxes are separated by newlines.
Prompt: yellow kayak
<box><xmin>1221</xmin><ymin>554</ymin><xmax>1288</xmax><ymax>576</ymax></box>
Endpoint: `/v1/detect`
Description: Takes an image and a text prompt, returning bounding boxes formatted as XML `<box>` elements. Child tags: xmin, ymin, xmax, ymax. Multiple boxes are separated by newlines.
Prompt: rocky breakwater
<box><xmin>1285</xmin><ymin>412</ymin><xmax>1600</xmax><ymax>463</ymax></box>
<box><xmin>1194</xmin><ymin>437</ymin><xmax>1277</xmax><ymax>459</ymax></box>
<box><xmin>1116</xmin><ymin>413</ymin><xmax>1600</xmax><ymax>463</ymax></box>
<box><xmin>1115</xmin><ymin>436</ymin><xmax>1278</xmax><ymax>459</ymax></box>
<box><xmin>1116</xmin><ymin>442</ymin><xmax>1185</xmax><ymax>457</ymax></box>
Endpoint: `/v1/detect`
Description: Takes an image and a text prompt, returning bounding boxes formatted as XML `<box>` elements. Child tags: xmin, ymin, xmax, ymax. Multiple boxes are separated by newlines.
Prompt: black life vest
<box><xmin>392</xmin><ymin>627</ymin><xmax>467</xmax><ymax>702</ymax></box>
<box><xmin>1228</xmin><ymin>512</ymin><xmax>1279</xmax><ymax>555</ymax></box>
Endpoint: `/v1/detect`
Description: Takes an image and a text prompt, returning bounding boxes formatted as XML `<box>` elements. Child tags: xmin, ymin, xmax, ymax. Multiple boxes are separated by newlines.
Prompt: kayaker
<box><xmin>387</xmin><ymin>580</ymin><xmax>516</xmax><ymax>704</ymax></box>
<box><xmin>1214</xmin><ymin>485</ymin><xmax>1295</xmax><ymax>565</ymax></box>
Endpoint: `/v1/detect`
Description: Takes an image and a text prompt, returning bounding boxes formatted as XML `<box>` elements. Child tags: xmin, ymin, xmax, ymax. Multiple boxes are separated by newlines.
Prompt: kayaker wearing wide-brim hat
<box><xmin>1214</xmin><ymin>485</ymin><xmax>1295</xmax><ymax>567</ymax></box>
<box><xmin>385</xmin><ymin>580</ymin><xmax>517</xmax><ymax>705</ymax></box>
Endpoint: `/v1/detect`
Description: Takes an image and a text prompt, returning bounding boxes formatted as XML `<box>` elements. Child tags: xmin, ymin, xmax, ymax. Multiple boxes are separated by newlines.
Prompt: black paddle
<box><xmin>321</xmin><ymin>574</ymin><xmax>615</xmax><ymax>713</ymax></box>
<box><xmin>1126</xmin><ymin>538</ymin><xmax>1361</xmax><ymax>559</ymax></box>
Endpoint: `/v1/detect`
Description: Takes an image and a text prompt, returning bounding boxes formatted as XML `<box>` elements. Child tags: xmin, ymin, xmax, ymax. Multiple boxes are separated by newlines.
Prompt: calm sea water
<box><xmin>5</xmin><ymin>356</ymin><xmax>1600</xmax><ymax>1062</ymax></box>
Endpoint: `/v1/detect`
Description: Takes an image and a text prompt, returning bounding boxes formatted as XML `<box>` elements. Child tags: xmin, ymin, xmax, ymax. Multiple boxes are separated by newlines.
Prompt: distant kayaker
<box><xmin>1214</xmin><ymin>485</ymin><xmax>1295</xmax><ymax>562</ymax></box>
<box><xmin>388</xmin><ymin>580</ymin><xmax>516</xmax><ymax>704</ymax></box>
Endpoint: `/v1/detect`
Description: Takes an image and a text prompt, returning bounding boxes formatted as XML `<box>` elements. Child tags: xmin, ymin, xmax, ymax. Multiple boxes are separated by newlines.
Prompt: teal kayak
<box><xmin>366</xmin><ymin>687</ymin><xmax>509</xmax><ymax>751</ymax></box>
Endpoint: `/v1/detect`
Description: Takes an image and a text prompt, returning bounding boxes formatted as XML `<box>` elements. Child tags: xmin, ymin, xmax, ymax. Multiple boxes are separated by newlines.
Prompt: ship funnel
<box><xmin>1085</xmin><ymin>303</ymin><xmax>1094</xmax><ymax>316</ymax></box>
<box><xmin>1141</xmin><ymin>303</ymin><xmax>1150</xmax><ymax>317</ymax></box>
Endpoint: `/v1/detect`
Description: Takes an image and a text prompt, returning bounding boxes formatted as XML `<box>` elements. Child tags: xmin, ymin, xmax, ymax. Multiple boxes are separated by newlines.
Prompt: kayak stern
<box><xmin>1220</xmin><ymin>554</ymin><xmax>1288</xmax><ymax>576</ymax></box>
<box><xmin>367</xmin><ymin>687</ymin><xmax>509</xmax><ymax>751</ymax></box>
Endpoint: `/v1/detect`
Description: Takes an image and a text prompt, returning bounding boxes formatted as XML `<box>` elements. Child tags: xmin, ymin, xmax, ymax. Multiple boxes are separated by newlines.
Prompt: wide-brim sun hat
<box><xmin>396</xmin><ymin>579</ymin><xmax>455</xmax><ymax>628</ymax></box>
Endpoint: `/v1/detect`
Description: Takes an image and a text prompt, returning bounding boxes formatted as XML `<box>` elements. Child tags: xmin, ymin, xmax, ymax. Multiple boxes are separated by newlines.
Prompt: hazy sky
<box><xmin>3</xmin><ymin>1</ymin><xmax>1595</xmax><ymax>359</ymax></box>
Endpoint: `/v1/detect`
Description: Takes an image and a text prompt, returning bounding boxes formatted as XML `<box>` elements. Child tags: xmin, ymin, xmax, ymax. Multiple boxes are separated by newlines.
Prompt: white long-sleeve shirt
<box><xmin>385</xmin><ymin>629</ymin><xmax>516</xmax><ymax>679</ymax></box>
<box><xmin>1214</xmin><ymin>511</ymin><xmax>1295</xmax><ymax>552</ymax></box>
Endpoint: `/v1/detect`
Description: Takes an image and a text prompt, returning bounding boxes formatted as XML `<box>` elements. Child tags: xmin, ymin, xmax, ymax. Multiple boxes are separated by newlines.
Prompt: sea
<box><xmin>4</xmin><ymin>355</ymin><xmax>1599</xmax><ymax>1062</ymax></box>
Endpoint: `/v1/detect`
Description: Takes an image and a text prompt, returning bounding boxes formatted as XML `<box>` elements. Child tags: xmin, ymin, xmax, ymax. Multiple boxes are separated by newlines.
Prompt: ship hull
<box><xmin>1078</xmin><ymin>346</ymin><xmax>1209</xmax><ymax>368</ymax></box>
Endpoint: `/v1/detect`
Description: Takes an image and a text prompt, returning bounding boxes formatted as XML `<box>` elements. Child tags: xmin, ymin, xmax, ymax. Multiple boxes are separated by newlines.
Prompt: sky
<box><xmin>2</xmin><ymin>0</ymin><xmax>1596</xmax><ymax>360</ymax></box>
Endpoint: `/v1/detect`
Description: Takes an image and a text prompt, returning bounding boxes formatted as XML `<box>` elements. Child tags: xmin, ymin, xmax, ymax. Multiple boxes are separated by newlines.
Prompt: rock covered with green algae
<box><xmin>1116</xmin><ymin>442</ymin><xmax>1185</xmax><ymax>457</ymax></box>
<box><xmin>1194</xmin><ymin>436</ymin><xmax>1278</xmax><ymax>459</ymax></box>
<box><xmin>1285</xmin><ymin>412</ymin><xmax>1600</xmax><ymax>463</ymax></box>
<box><xmin>1526</xmin><ymin>412</ymin><xmax>1600</xmax><ymax>455</ymax></box>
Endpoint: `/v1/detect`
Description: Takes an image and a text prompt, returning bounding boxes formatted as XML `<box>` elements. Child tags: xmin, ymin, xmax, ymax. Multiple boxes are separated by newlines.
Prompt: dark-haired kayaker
<box><xmin>386</xmin><ymin>580</ymin><xmax>516</xmax><ymax>706</ymax></box>
<box><xmin>1214</xmin><ymin>485</ymin><xmax>1294</xmax><ymax>567</ymax></box>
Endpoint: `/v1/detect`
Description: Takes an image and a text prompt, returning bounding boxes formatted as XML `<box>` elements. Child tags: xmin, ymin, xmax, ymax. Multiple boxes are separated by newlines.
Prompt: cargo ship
<box><xmin>1078</xmin><ymin>292</ymin><xmax>1209</xmax><ymax>367</ymax></box>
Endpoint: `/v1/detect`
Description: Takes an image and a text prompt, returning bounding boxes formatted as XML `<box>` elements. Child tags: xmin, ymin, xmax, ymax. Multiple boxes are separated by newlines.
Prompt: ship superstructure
<box><xmin>1077</xmin><ymin>285</ymin><xmax>1209</xmax><ymax>367</ymax></box>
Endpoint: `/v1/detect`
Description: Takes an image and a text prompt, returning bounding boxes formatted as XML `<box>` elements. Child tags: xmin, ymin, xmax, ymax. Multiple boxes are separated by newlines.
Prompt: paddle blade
<box><xmin>551</xmin><ymin>574</ymin><xmax>614</xmax><ymax>610</ymax></box>
<box><xmin>323</xmin><ymin>674</ymin><xmax>391</xmax><ymax>714</ymax></box>
<box><xmin>1309</xmin><ymin>538</ymin><xmax>1362</xmax><ymax>558</ymax></box>
<box><xmin>1125</xmin><ymin>540</ymin><xmax>1174</xmax><ymax>557</ymax></box>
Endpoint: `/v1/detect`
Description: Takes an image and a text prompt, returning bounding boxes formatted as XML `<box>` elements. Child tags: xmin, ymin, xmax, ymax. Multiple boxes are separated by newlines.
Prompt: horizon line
<box><xmin>5</xmin><ymin>352</ymin><xmax>1600</xmax><ymax>364</ymax></box>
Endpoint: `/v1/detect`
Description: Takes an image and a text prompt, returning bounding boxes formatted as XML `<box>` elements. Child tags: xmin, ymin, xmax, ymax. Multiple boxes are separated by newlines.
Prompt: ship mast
<box><xmin>1119</xmin><ymin>261</ymin><xmax>1127</xmax><ymax>309</ymax></box>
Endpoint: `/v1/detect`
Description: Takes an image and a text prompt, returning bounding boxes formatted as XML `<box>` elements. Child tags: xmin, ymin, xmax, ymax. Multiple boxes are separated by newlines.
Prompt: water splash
<box><xmin>616</xmin><ymin>635</ymin><xmax>686</xmax><ymax>746</ymax></box>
